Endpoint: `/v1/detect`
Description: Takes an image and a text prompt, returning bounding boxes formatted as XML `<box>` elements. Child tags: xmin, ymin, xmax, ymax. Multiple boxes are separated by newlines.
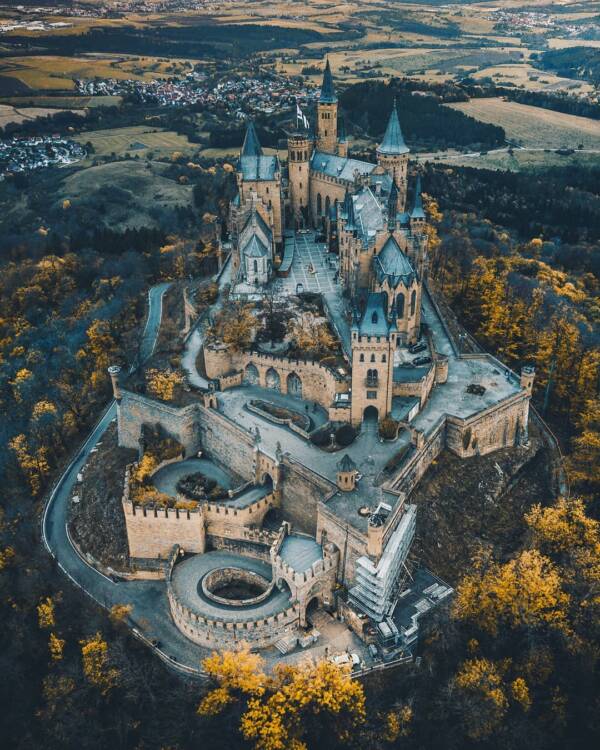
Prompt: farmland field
<box><xmin>446</xmin><ymin>97</ymin><xmax>600</xmax><ymax>149</ymax></box>
<box><xmin>0</xmin><ymin>103</ymin><xmax>85</xmax><ymax>128</ymax></box>
<box><xmin>72</xmin><ymin>125</ymin><xmax>196</xmax><ymax>159</ymax></box>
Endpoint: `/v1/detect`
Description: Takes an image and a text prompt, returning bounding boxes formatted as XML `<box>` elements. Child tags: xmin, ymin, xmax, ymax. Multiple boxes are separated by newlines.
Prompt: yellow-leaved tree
<box><xmin>452</xmin><ymin>549</ymin><xmax>570</xmax><ymax>636</ymax></box>
<box><xmin>198</xmin><ymin>646</ymin><xmax>366</xmax><ymax>750</ymax></box>
<box><xmin>80</xmin><ymin>632</ymin><xmax>120</xmax><ymax>696</ymax></box>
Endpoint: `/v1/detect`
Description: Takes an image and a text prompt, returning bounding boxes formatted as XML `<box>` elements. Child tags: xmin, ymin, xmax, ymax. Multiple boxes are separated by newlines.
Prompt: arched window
<box><xmin>396</xmin><ymin>293</ymin><xmax>405</xmax><ymax>318</ymax></box>
<box><xmin>359</xmin><ymin>353</ymin><xmax>364</xmax><ymax>362</ymax></box>
<box><xmin>410</xmin><ymin>290</ymin><xmax>417</xmax><ymax>317</ymax></box>
<box><xmin>382</xmin><ymin>354</ymin><xmax>387</xmax><ymax>363</ymax></box>
<box><xmin>316</xmin><ymin>193</ymin><xmax>322</xmax><ymax>215</ymax></box>
<box><xmin>367</xmin><ymin>369</ymin><xmax>378</xmax><ymax>385</ymax></box>
<box><xmin>253</xmin><ymin>259</ymin><xmax>258</xmax><ymax>272</ymax></box>
<box><xmin>325</xmin><ymin>195</ymin><xmax>331</xmax><ymax>216</ymax></box>
<box><xmin>370</xmin><ymin>353</ymin><xmax>376</xmax><ymax>363</ymax></box>
<box><xmin>371</xmin><ymin>311</ymin><xmax>378</xmax><ymax>325</ymax></box>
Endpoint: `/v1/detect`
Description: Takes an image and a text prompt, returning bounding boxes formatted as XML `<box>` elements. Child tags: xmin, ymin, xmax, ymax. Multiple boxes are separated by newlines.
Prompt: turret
<box><xmin>410</xmin><ymin>174</ymin><xmax>425</xmax><ymax>228</ymax></box>
<box><xmin>287</xmin><ymin>130</ymin><xmax>312</xmax><ymax>227</ymax></box>
<box><xmin>337</xmin><ymin>115</ymin><xmax>348</xmax><ymax>158</ymax></box>
<box><xmin>336</xmin><ymin>454</ymin><xmax>358</xmax><ymax>492</ymax></box>
<box><xmin>108</xmin><ymin>365</ymin><xmax>122</xmax><ymax>401</ymax></box>
<box><xmin>316</xmin><ymin>58</ymin><xmax>338</xmax><ymax>154</ymax></box>
<box><xmin>377</xmin><ymin>100</ymin><xmax>410</xmax><ymax>211</ymax></box>
<box><xmin>520</xmin><ymin>365</ymin><xmax>535</xmax><ymax>394</ymax></box>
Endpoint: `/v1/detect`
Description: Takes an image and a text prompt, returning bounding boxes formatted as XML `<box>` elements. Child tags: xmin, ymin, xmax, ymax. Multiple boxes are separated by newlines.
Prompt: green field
<box><xmin>73</xmin><ymin>125</ymin><xmax>196</xmax><ymax>159</ymax></box>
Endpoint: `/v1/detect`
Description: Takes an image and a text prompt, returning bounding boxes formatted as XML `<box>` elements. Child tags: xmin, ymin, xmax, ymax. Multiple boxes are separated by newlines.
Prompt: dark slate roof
<box><xmin>239</xmin><ymin>154</ymin><xmax>278</xmax><ymax>181</ymax></box>
<box><xmin>243</xmin><ymin>209</ymin><xmax>272</xmax><ymax>241</ymax></box>
<box><xmin>340</xmin><ymin>189</ymin><xmax>356</xmax><ymax>230</ymax></box>
<box><xmin>353</xmin><ymin>187</ymin><xmax>385</xmax><ymax>246</ymax></box>
<box><xmin>374</xmin><ymin>235</ymin><xmax>415</xmax><ymax>289</ymax></box>
<box><xmin>310</xmin><ymin>150</ymin><xmax>375</xmax><ymax>181</ymax></box>
<box><xmin>242</xmin><ymin>234</ymin><xmax>268</xmax><ymax>258</ymax></box>
<box><xmin>320</xmin><ymin>58</ymin><xmax>337</xmax><ymax>104</ymax></box>
<box><xmin>410</xmin><ymin>174</ymin><xmax>425</xmax><ymax>219</ymax></box>
<box><xmin>377</xmin><ymin>102</ymin><xmax>410</xmax><ymax>156</ymax></box>
<box><xmin>358</xmin><ymin>292</ymin><xmax>393</xmax><ymax>337</ymax></box>
<box><xmin>241</xmin><ymin>121</ymin><xmax>262</xmax><ymax>157</ymax></box>
<box><xmin>337</xmin><ymin>454</ymin><xmax>357</xmax><ymax>472</ymax></box>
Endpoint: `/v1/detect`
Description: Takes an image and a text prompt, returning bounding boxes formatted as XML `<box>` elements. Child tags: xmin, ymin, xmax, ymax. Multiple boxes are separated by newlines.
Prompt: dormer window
<box><xmin>371</xmin><ymin>311</ymin><xmax>378</xmax><ymax>325</ymax></box>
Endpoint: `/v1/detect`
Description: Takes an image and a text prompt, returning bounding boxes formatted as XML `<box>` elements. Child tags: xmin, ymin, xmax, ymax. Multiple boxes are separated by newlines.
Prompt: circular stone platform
<box><xmin>170</xmin><ymin>551</ymin><xmax>292</xmax><ymax>621</ymax></box>
<box><xmin>169</xmin><ymin>551</ymin><xmax>298</xmax><ymax>649</ymax></box>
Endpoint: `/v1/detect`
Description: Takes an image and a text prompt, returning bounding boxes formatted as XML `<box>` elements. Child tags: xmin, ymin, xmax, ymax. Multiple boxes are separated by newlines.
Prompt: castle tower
<box><xmin>287</xmin><ymin>131</ymin><xmax>312</xmax><ymax>227</ymax></box>
<box><xmin>409</xmin><ymin>174</ymin><xmax>428</xmax><ymax>279</ymax></box>
<box><xmin>337</xmin><ymin>115</ymin><xmax>348</xmax><ymax>158</ymax></box>
<box><xmin>376</xmin><ymin>100</ymin><xmax>410</xmax><ymax>211</ymax></box>
<box><xmin>316</xmin><ymin>58</ymin><xmax>338</xmax><ymax>154</ymax></box>
<box><xmin>350</xmin><ymin>293</ymin><xmax>396</xmax><ymax>426</ymax></box>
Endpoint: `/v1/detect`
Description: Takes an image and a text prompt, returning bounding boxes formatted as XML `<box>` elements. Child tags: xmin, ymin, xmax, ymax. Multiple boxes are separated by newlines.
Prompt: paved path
<box><xmin>170</xmin><ymin>551</ymin><xmax>292</xmax><ymax>622</ymax></box>
<box><xmin>42</xmin><ymin>283</ymin><xmax>217</xmax><ymax>676</ymax></box>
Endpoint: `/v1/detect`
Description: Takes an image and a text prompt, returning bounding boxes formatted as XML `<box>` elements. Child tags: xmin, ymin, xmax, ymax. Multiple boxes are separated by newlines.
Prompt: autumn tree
<box><xmin>198</xmin><ymin>647</ymin><xmax>366</xmax><ymax>750</ymax></box>
<box><xmin>145</xmin><ymin>368</ymin><xmax>184</xmax><ymax>401</ymax></box>
<box><xmin>288</xmin><ymin>313</ymin><xmax>336</xmax><ymax>358</ymax></box>
<box><xmin>208</xmin><ymin>302</ymin><xmax>256</xmax><ymax>351</ymax></box>
<box><xmin>80</xmin><ymin>632</ymin><xmax>120</xmax><ymax>696</ymax></box>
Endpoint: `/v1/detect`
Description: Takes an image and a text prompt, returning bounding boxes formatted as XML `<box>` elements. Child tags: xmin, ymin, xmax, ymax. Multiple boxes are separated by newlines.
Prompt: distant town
<box><xmin>76</xmin><ymin>71</ymin><xmax>317</xmax><ymax>116</ymax></box>
<box><xmin>0</xmin><ymin>136</ymin><xmax>85</xmax><ymax>177</ymax></box>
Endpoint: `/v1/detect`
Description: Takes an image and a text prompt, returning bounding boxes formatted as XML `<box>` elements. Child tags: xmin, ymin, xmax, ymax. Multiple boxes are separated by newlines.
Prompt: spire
<box><xmin>343</xmin><ymin>189</ymin><xmax>356</xmax><ymax>230</ymax></box>
<box><xmin>241</xmin><ymin>121</ymin><xmax>262</xmax><ymax>157</ymax></box>
<box><xmin>387</xmin><ymin>180</ymin><xmax>399</xmax><ymax>229</ymax></box>
<box><xmin>377</xmin><ymin>98</ymin><xmax>409</xmax><ymax>156</ymax></box>
<box><xmin>320</xmin><ymin>58</ymin><xmax>337</xmax><ymax>104</ymax></box>
<box><xmin>410</xmin><ymin>174</ymin><xmax>425</xmax><ymax>220</ymax></box>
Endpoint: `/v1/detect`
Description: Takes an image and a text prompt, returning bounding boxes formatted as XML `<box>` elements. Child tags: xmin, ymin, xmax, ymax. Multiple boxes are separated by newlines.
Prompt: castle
<box><xmin>106</xmin><ymin>62</ymin><xmax>536</xmax><ymax>663</ymax></box>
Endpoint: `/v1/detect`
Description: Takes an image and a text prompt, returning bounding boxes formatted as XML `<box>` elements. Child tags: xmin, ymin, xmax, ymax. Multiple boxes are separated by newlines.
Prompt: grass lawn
<box><xmin>446</xmin><ymin>97</ymin><xmax>600</xmax><ymax>149</ymax></box>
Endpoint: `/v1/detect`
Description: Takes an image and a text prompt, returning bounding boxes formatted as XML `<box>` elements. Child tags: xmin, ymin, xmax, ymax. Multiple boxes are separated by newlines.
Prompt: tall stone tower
<box><xmin>287</xmin><ymin>131</ymin><xmax>312</xmax><ymax>227</ymax></box>
<box><xmin>377</xmin><ymin>101</ymin><xmax>410</xmax><ymax>212</ymax></box>
<box><xmin>316</xmin><ymin>58</ymin><xmax>338</xmax><ymax>154</ymax></box>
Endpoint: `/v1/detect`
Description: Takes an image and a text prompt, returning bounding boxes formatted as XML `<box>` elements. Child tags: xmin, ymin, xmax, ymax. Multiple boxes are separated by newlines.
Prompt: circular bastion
<box><xmin>167</xmin><ymin>551</ymin><xmax>299</xmax><ymax>650</ymax></box>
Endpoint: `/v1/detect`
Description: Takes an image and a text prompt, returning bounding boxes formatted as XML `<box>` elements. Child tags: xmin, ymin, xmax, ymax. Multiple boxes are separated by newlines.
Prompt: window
<box><xmin>316</xmin><ymin>193</ymin><xmax>322</xmax><ymax>215</ymax></box>
<box><xmin>325</xmin><ymin>196</ymin><xmax>331</xmax><ymax>215</ymax></box>
<box><xmin>253</xmin><ymin>260</ymin><xmax>258</xmax><ymax>272</ymax></box>
<box><xmin>410</xmin><ymin>290</ymin><xmax>417</xmax><ymax>317</ymax></box>
<box><xmin>396</xmin><ymin>293</ymin><xmax>405</xmax><ymax>318</ymax></box>
<box><xmin>371</xmin><ymin>311</ymin><xmax>378</xmax><ymax>325</ymax></box>
<box><xmin>382</xmin><ymin>354</ymin><xmax>387</xmax><ymax>363</ymax></box>
<box><xmin>359</xmin><ymin>353</ymin><xmax>364</xmax><ymax>362</ymax></box>
<box><xmin>367</xmin><ymin>391</ymin><xmax>377</xmax><ymax>400</ymax></box>
<box><xmin>370</xmin><ymin>354</ymin><xmax>375</xmax><ymax>363</ymax></box>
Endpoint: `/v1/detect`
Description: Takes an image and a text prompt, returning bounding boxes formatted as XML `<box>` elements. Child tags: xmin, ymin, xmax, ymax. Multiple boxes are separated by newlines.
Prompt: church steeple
<box><xmin>320</xmin><ymin>58</ymin><xmax>337</xmax><ymax>104</ymax></box>
<box><xmin>241</xmin><ymin>121</ymin><xmax>263</xmax><ymax>157</ymax></box>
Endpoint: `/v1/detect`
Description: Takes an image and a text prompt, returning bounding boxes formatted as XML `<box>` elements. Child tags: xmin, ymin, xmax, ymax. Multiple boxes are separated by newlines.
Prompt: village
<box><xmin>0</xmin><ymin>135</ymin><xmax>85</xmax><ymax>177</ymax></box>
<box><xmin>76</xmin><ymin>71</ymin><xmax>317</xmax><ymax>116</ymax></box>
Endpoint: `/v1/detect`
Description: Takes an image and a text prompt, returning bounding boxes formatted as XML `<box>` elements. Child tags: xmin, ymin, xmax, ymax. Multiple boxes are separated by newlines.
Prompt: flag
<box><xmin>303</xmin><ymin>115</ymin><xmax>309</xmax><ymax>129</ymax></box>
<box><xmin>296</xmin><ymin>102</ymin><xmax>302</xmax><ymax>121</ymax></box>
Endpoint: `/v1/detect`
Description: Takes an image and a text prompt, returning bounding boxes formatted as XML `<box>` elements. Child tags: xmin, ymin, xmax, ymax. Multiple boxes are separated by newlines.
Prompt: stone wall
<box><xmin>316</xmin><ymin>503</ymin><xmax>368</xmax><ymax>586</ymax></box>
<box><xmin>280</xmin><ymin>457</ymin><xmax>335</xmax><ymax>536</ymax></box>
<box><xmin>117</xmin><ymin>391</ymin><xmax>200</xmax><ymax>454</ymax></box>
<box><xmin>204</xmin><ymin>345</ymin><xmax>349</xmax><ymax>411</ymax></box>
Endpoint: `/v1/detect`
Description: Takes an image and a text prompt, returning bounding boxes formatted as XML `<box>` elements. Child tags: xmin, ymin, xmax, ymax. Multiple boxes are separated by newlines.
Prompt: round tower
<box><xmin>377</xmin><ymin>101</ymin><xmax>410</xmax><ymax>211</ymax></box>
<box><xmin>287</xmin><ymin>132</ymin><xmax>311</xmax><ymax>227</ymax></box>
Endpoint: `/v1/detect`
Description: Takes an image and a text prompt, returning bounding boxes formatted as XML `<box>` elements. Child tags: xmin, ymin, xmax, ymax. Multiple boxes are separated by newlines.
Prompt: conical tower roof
<box><xmin>377</xmin><ymin>99</ymin><xmax>409</xmax><ymax>156</ymax></box>
<box><xmin>410</xmin><ymin>174</ymin><xmax>425</xmax><ymax>219</ymax></box>
<box><xmin>320</xmin><ymin>58</ymin><xmax>337</xmax><ymax>104</ymax></box>
<box><xmin>241</xmin><ymin>121</ymin><xmax>263</xmax><ymax>157</ymax></box>
<box><xmin>337</xmin><ymin>454</ymin><xmax>356</xmax><ymax>472</ymax></box>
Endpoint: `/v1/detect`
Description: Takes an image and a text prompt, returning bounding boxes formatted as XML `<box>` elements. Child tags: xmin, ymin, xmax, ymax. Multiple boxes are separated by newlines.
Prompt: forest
<box><xmin>534</xmin><ymin>47</ymin><xmax>600</xmax><ymax>85</ymax></box>
<box><xmin>339</xmin><ymin>80</ymin><xmax>505</xmax><ymax>151</ymax></box>
<box><xmin>0</xmin><ymin>151</ymin><xmax>598</xmax><ymax>747</ymax></box>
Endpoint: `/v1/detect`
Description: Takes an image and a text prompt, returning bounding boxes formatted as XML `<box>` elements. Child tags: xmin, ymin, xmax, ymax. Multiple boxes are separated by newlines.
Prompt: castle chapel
<box><xmin>230</xmin><ymin>60</ymin><xmax>431</xmax><ymax>425</ymax></box>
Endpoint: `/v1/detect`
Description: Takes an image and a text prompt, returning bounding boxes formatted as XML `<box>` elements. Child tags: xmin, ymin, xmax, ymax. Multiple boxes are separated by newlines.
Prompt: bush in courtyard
<box><xmin>379</xmin><ymin>417</ymin><xmax>399</xmax><ymax>440</ymax></box>
<box><xmin>336</xmin><ymin>424</ymin><xmax>357</xmax><ymax>447</ymax></box>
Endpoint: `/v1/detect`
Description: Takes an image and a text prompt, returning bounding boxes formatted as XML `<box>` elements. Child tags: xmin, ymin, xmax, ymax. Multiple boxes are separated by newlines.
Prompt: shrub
<box><xmin>336</xmin><ymin>423</ymin><xmax>357</xmax><ymax>447</ymax></box>
<box><xmin>379</xmin><ymin>417</ymin><xmax>399</xmax><ymax>440</ymax></box>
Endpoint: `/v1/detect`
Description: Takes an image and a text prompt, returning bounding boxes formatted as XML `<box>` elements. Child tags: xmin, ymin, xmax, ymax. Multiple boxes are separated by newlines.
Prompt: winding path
<box><xmin>42</xmin><ymin>282</ymin><xmax>211</xmax><ymax>676</ymax></box>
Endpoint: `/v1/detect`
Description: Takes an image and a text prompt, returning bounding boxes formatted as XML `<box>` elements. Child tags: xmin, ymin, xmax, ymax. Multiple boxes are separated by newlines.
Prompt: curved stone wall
<box><xmin>201</xmin><ymin>567</ymin><xmax>274</xmax><ymax>607</ymax></box>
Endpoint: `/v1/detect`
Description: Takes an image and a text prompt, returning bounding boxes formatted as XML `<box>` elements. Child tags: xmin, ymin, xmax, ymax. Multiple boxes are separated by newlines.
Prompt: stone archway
<box><xmin>304</xmin><ymin>595</ymin><xmax>321</xmax><ymax>627</ymax></box>
<box><xmin>243</xmin><ymin>362</ymin><xmax>259</xmax><ymax>385</ymax></box>
<box><xmin>286</xmin><ymin>371</ymin><xmax>303</xmax><ymax>399</ymax></box>
<box><xmin>363</xmin><ymin>405</ymin><xmax>379</xmax><ymax>423</ymax></box>
<box><xmin>265</xmin><ymin>367</ymin><xmax>281</xmax><ymax>391</ymax></box>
